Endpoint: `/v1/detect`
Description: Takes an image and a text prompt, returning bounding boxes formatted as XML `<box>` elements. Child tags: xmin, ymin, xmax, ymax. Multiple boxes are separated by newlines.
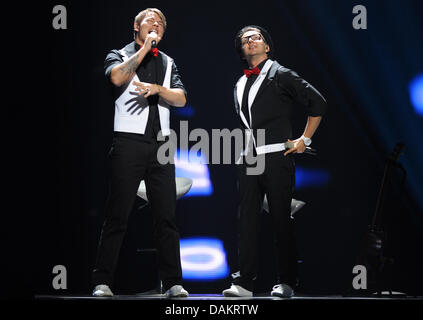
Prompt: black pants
<box><xmin>92</xmin><ymin>134</ymin><xmax>183</xmax><ymax>291</ymax></box>
<box><xmin>234</xmin><ymin>152</ymin><xmax>297</xmax><ymax>291</ymax></box>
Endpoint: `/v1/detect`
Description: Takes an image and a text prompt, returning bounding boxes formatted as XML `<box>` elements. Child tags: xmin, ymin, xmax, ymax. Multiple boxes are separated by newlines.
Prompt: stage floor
<box><xmin>34</xmin><ymin>293</ymin><xmax>423</xmax><ymax>301</ymax></box>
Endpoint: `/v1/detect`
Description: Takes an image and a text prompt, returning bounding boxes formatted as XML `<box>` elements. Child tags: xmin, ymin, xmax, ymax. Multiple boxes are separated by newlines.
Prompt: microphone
<box><xmin>150</xmin><ymin>30</ymin><xmax>157</xmax><ymax>48</ymax></box>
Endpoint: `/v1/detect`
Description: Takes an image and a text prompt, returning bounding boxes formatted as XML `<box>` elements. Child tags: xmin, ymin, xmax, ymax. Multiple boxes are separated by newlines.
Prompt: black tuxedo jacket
<box><xmin>234</xmin><ymin>60</ymin><xmax>327</xmax><ymax>150</ymax></box>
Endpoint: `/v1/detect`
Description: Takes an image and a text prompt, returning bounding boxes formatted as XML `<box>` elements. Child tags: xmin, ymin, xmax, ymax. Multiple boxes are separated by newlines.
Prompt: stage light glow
<box><xmin>174</xmin><ymin>158</ymin><xmax>207</xmax><ymax>174</ymax></box>
<box><xmin>295</xmin><ymin>166</ymin><xmax>330</xmax><ymax>189</ymax></box>
<box><xmin>174</xmin><ymin>104</ymin><xmax>195</xmax><ymax>118</ymax></box>
<box><xmin>180</xmin><ymin>238</ymin><xmax>229</xmax><ymax>281</ymax></box>
<box><xmin>409</xmin><ymin>74</ymin><xmax>423</xmax><ymax>116</ymax></box>
<box><xmin>174</xmin><ymin>149</ymin><xmax>213</xmax><ymax>197</ymax></box>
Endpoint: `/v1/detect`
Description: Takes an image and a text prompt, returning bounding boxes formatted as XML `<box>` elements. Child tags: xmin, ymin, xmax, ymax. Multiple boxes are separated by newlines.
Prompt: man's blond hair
<box><xmin>134</xmin><ymin>8</ymin><xmax>167</xmax><ymax>38</ymax></box>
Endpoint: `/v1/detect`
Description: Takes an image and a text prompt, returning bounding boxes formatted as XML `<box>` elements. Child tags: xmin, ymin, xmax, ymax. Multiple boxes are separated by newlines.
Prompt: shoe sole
<box><xmin>271</xmin><ymin>292</ymin><xmax>293</xmax><ymax>298</ymax></box>
<box><xmin>223</xmin><ymin>292</ymin><xmax>240</xmax><ymax>297</ymax></box>
<box><xmin>223</xmin><ymin>292</ymin><xmax>252</xmax><ymax>297</ymax></box>
<box><xmin>167</xmin><ymin>294</ymin><xmax>189</xmax><ymax>298</ymax></box>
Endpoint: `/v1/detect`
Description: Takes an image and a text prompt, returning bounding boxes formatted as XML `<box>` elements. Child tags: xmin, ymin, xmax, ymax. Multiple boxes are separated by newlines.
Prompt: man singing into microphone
<box><xmin>91</xmin><ymin>8</ymin><xmax>188</xmax><ymax>297</ymax></box>
<box><xmin>222</xmin><ymin>25</ymin><xmax>327</xmax><ymax>298</ymax></box>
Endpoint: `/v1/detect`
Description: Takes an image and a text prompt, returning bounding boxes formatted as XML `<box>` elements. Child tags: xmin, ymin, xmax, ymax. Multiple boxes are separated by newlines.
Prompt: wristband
<box><xmin>300</xmin><ymin>135</ymin><xmax>312</xmax><ymax>146</ymax></box>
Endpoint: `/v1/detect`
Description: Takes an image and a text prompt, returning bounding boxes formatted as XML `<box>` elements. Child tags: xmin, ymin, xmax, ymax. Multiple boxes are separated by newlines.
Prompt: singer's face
<box><xmin>136</xmin><ymin>12</ymin><xmax>165</xmax><ymax>44</ymax></box>
<box><xmin>241</xmin><ymin>30</ymin><xmax>269</xmax><ymax>59</ymax></box>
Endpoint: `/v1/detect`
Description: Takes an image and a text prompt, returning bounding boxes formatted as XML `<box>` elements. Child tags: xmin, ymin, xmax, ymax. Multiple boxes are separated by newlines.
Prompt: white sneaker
<box><xmin>92</xmin><ymin>284</ymin><xmax>114</xmax><ymax>297</ymax></box>
<box><xmin>222</xmin><ymin>284</ymin><xmax>253</xmax><ymax>297</ymax></box>
<box><xmin>271</xmin><ymin>284</ymin><xmax>294</xmax><ymax>298</ymax></box>
<box><xmin>165</xmin><ymin>285</ymin><xmax>189</xmax><ymax>298</ymax></box>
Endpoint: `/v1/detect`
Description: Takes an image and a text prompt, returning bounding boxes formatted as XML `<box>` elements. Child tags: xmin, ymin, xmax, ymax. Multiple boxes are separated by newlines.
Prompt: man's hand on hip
<box><xmin>284</xmin><ymin>138</ymin><xmax>306</xmax><ymax>156</ymax></box>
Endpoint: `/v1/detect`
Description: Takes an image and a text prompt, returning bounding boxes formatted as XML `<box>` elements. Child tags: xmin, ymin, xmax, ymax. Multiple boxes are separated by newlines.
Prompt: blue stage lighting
<box><xmin>174</xmin><ymin>149</ymin><xmax>213</xmax><ymax>197</ymax></box>
<box><xmin>409</xmin><ymin>74</ymin><xmax>423</xmax><ymax>116</ymax></box>
<box><xmin>295</xmin><ymin>166</ymin><xmax>330</xmax><ymax>189</ymax></box>
<box><xmin>174</xmin><ymin>104</ymin><xmax>195</xmax><ymax>118</ymax></box>
<box><xmin>180</xmin><ymin>238</ymin><xmax>229</xmax><ymax>281</ymax></box>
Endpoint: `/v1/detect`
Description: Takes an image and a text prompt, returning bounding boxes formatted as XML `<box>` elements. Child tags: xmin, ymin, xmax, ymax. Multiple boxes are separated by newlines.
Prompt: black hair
<box><xmin>234</xmin><ymin>25</ymin><xmax>274</xmax><ymax>61</ymax></box>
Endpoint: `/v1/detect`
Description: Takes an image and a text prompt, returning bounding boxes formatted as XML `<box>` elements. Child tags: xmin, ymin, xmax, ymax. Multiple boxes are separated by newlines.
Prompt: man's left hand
<box><xmin>284</xmin><ymin>138</ymin><xmax>306</xmax><ymax>156</ymax></box>
<box><xmin>133</xmin><ymin>81</ymin><xmax>160</xmax><ymax>98</ymax></box>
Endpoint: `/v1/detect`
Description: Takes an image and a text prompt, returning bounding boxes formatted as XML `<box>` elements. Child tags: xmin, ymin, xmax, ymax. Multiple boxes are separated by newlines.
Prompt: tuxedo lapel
<box><xmin>248</xmin><ymin>59</ymin><xmax>275</xmax><ymax>109</ymax></box>
<box><xmin>235</xmin><ymin>60</ymin><xmax>277</xmax><ymax>129</ymax></box>
<box><xmin>236</xmin><ymin>76</ymin><xmax>247</xmax><ymax>109</ymax></box>
<box><xmin>157</xmin><ymin>52</ymin><xmax>166</xmax><ymax>85</ymax></box>
<box><xmin>234</xmin><ymin>86</ymin><xmax>240</xmax><ymax>115</ymax></box>
<box><xmin>235</xmin><ymin>76</ymin><xmax>250</xmax><ymax>128</ymax></box>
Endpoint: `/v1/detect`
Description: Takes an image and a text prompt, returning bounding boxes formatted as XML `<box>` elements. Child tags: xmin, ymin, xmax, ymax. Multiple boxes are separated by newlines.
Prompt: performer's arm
<box><xmin>132</xmin><ymin>62</ymin><xmax>187</xmax><ymax>107</ymax></box>
<box><xmin>156</xmin><ymin>86</ymin><xmax>186</xmax><ymax>107</ymax></box>
<box><xmin>132</xmin><ymin>81</ymin><xmax>186</xmax><ymax>107</ymax></box>
<box><xmin>277</xmin><ymin>68</ymin><xmax>327</xmax><ymax>113</ymax></box>
<box><xmin>302</xmin><ymin>116</ymin><xmax>322</xmax><ymax>141</ymax></box>
<box><xmin>278</xmin><ymin>68</ymin><xmax>327</xmax><ymax>155</ymax></box>
<box><xmin>110</xmin><ymin>47</ymin><xmax>149</xmax><ymax>87</ymax></box>
<box><xmin>109</xmin><ymin>33</ymin><xmax>159</xmax><ymax>87</ymax></box>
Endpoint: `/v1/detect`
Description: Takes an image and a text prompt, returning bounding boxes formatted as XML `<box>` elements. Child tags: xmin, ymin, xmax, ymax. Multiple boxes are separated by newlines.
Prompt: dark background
<box><xmin>4</xmin><ymin>0</ymin><xmax>423</xmax><ymax>299</ymax></box>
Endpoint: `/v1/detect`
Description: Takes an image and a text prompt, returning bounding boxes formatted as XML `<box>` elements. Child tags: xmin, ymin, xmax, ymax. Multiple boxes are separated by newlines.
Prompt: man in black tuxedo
<box><xmin>223</xmin><ymin>25</ymin><xmax>327</xmax><ymax>297</ymax></box>
<box><xmin>91</xmin><ymin>8</ymin><xmax>188</xmax><ymax>298</ymax></box>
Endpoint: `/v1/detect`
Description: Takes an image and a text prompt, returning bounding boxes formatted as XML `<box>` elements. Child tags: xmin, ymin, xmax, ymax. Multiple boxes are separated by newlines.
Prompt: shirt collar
<box><xmin>245</xmin><ymin>58</ymin><xmax>268</xmax><ymax>74</ymax></box>
<box><xmin>255</xmin><ymin>58</ymin><xmax>268</xmax><ymax>71</ymax></box>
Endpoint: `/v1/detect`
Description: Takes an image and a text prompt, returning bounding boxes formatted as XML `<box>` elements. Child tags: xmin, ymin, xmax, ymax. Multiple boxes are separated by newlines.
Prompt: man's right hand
<box><xmin>142</xmin><ymin>32</ymin><xmax>161</xmax><ymax>51</ymax></box>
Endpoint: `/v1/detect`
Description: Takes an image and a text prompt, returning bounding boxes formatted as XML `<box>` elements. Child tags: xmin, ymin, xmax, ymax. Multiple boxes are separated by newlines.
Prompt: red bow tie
<box><xmin>151</xmin><ymin>48</ymin><xmax>159</xmax><ymax>57</ymax></box>
<box><xmin>244</xmin><ymin>67</ymin><xmax>260</xmax><ymax>78</ymax></box>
